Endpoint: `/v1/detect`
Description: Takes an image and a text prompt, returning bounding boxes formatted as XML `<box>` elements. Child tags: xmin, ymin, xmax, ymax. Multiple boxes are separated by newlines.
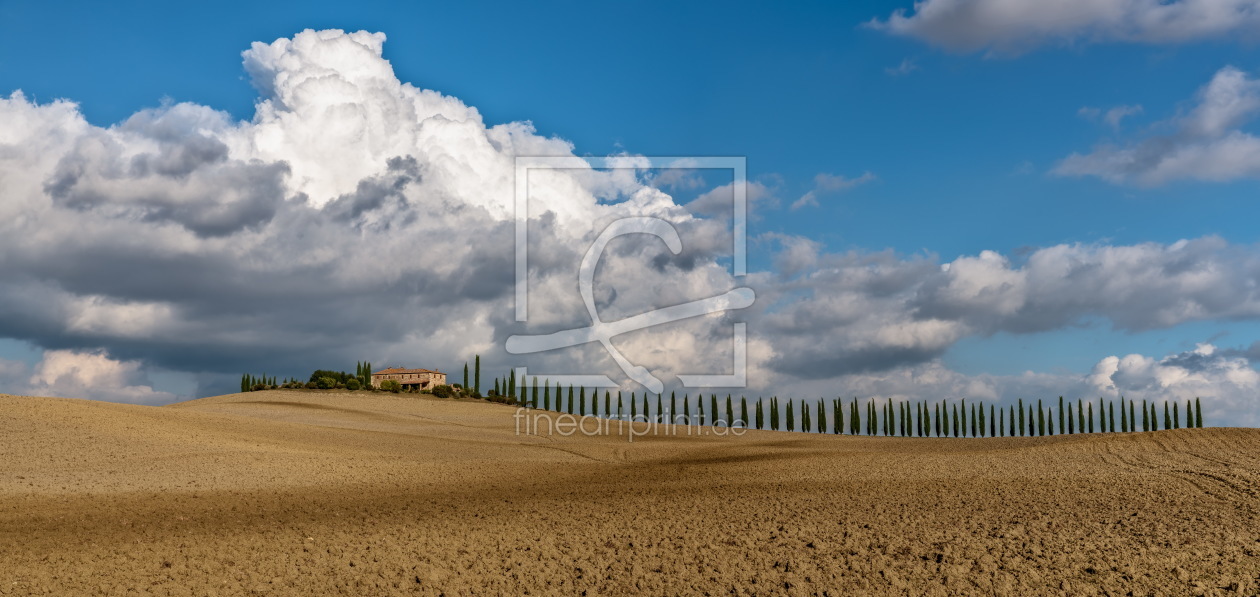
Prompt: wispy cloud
<box><xmin>790</xmin><ymin>172</ymin><xmax>876</xmax><ymax>210</ymax></box>
<box><xmin>885</xmin><ymin>57</ymin><xmax>920</xmax><ymax>77</ymax></box>
<box><xmin>1079</xmin><ymin>104</ymin><xmax>1144</xmax><ymax>130</ymax></box>
<box><xmin>870</xmin><ymin>0</ymin><xmax>1260</xmax><ymax>54</ymax></box>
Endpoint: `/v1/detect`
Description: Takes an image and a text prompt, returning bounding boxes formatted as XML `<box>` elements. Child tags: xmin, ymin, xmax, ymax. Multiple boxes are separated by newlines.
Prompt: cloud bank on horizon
<box><xmin>0</xmin><ymin>29</ymin><xmax>1258</xmax><ymax>424</ymax></box>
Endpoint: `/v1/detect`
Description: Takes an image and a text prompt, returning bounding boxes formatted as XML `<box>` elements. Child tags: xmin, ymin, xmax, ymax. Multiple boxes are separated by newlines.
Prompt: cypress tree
<box><xmin>1129</xmin><ymin>400</ymin><xmax>1135</xmax><ymax>432</ymax></box>
<box><xmin>1018</xmin><ymin>399</ymin><xmax>1025</xmax><ymax>437</ymax></box>
<box><xmin>1120</xmin><ymin>398</ymin><xmax>1128</xmax><ymax>432</ymax></box>
<box><xmin>1028</xmin><ymin>405</ymin><xmax>1035</xmax><ymax>436</ymax></box>
<box><xmin>972</xmin><ymin>402</ymin><xmax>978</xmax><ymax>437</ymax></box>
<box><xmin>1141</xmin><ymin>399</ymin><xmax>1148</xmax><ymax>431</ymax></box>
<box><xmin>990</xmin><ymin>404</ymin><xmax>996</xmax><ymax>438</ymax></box>
<box><xmin>657</xmin><ymin>394</ymin><xmax>663</xmax><ymax>423</ymax></box>
<box><xmin>474</xmin><ymin>355</ymin><xmax>480</xmax><ymax>396</ymax></box>
<box><xmin>1185</xmin><ymin>400</ymin><xmax>1192</xmax><ymax>428</ymax></box>
<box><xmin>711</xmin><ymin>395</ymin><xmax>719</xmax><ymax>427</ymax></box>
<box><xmin>952</xmin><ymin>403</ymin><xmax>959</xmax><ymax>437</ymax></box>
<box><xmin>818</xmin><ymin>400</ymin><xmax>826</xmax><ymax>433</ymax></box>
<box><xmin>936</xmin><ymin>403</ymin><xmax>943</xmax><ymax>437</ymax></box>
<box><xmin>1048</xmin><ymin>409</ymin><xmax>1054</xmax><ymax>435</ymax></box>
<box><xmin>1088</xmin><ymin>402</ymin><xmax>1094</xmax><ymax>433</ymax></box>
<box><xmin>1058</xmin><ymin>396</ymin><xmax>1065</xmax><ymax>436</ymax></box>
<box><xmin>683</xmin><ymin>394</ymin><xmax>691</xmax><ymax>425</ymax></box>
<box><xmin>1163</xmin><ymin>401</ymin><xmax>1171</xmax><ymax>430</ymax></box>
<box><xmin>630</xmin><ymin>391</ymin><xmax>637</xmax><ymax>420</ymax></box>
<box><xmin>802</xmin><ymin>402</ymin><xmax>810</xmax><ymax>433</ymax></box>
<box><xmin>543</xmin><ymin>381</ymin><xmax>551</xmax><ymax>411</ymax></box>
<box><xmin>1108</xmin><ymin>400</ymin><xmax>1115</xmax><ymax>433</ymax></box>
<box><xmin>1037</xmin><ymin>399</ymin><xmax>1044</xmax><ymax>436</ymax></box>
<box><xmin>873</xmin><ymin>400</ymin><xmax>879</xmax><ymax>436</ymax></box>
<box><xmin>508</xmin><ymin>369</ymin><xmax>516</xmax><ymax>401</ymax></box>
<box><xmin>568</xmin><ymin>385</ymin><xmax>575</xmax><ymax>414</ymax></box>
<box><xmin>897</xmin><ymin>401</ymin><xmax>902</xmax><ymax>436</ymax></box>
<box><xmin>742</xmin><ymin>397</ymin><xmax>749</xmax><ymax>428</ymax></box>
<box><xmin>771</xmin><ymin>398</ymin><xmax>779</xmax><ymax>431</ymax></box>
<box><xmin>531</xmin><ymin>377</ymin><xmax>539</xmax><ymax>409</ymax></box>
<box><xmin>643</xmin><ymin>393</ymin><xmax>651</xmax><ymax>423</ymax></box>
<box><xmin>756</xmin><ymin>400</ymin><xmax>764</xmax><ymax>430</ymax></box>
<box><xmin>1078</xmin><ymin>399</ymin><xmax>1085</xmax><ymax>434</ymax></box>
<box><xmin>698</xmin><ymin>394</ymin><xmax>706</xmax><ymax>426</ymax></box>
<box><xmin>1173</xmin><ymin>402</ymin><xmax>1180</xmax><ymax>429</ymax></box>
<box><xmin>960</xmin><ymin>399</ymin><xmax>967</xmax><ymax>438</ymax></box>
<box><xmin>1195</xmin><ymin>397</ymin><xmax>1203</xmax><ymax>428</ymax></box>
<box><xmin>605</xmin><ymin>391</ymin><xmax>611</xmax><ymax>419</ymax></box>
<box><xmin>670</xmin><ymin>392</ymin><xmax>677</xmax><ymax>424</ymax></box>
<box><xmin>1067</xmin><ymin>403</ymin><xmax>1074</xmax><ymax>434</ymax></box>
<box><xmin>787</xmin><ymin>400</ymin><xmax>795</xmax><ymax>432</ymax></box>
<box><xmin>580</xmin><ymin>387</ymin><xmax>587</xmax><ymax>416</ymax></box>
<box><xmin>1000</xmin><ymin>406</ymin><xmax>1006</xmax><ymax>437</ymax></box>
<box><xmin>918</xmin><ymin>401</ymin><xmax>924</xmax><ymax>437</ymax></box>
<box><xmin>493</xmin><ymin>378</ymin><xmax>500</xmax><ymax>397</ymax></box>
<box><xmin>834</xmin><ymin>399</ymin><xmax>842</xmax><ymax>435</ymax></box>
<box><xmin>1098</xmin><ymin>398</ymin><xmax>1106</xmax><ymax>432</ymax></box>
<box><xmin>727</xmin><ymin>395</ymin><xmax>735</xmax><ymax>428</ymax></box>
<box><xmin>617</xmin><ymin>391</ymin><xmax>624</xmax><ymax>419</ymax></box>
<box><xmin>463</xmin><ymin>363</ymin><xmax>468</xmax><ymax>391</ymax></box>
<box><xmin>852</xmin><ymin>399</ymin><xmax>859</xmax><ymax>435</ymax></box>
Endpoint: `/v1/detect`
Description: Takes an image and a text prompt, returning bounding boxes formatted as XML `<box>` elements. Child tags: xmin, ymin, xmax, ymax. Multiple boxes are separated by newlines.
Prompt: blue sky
<box><xmin>1</xmin><ymin>0</ymin><xmax>1258</xmax><ymax>421</ymax></box>
<box><xmin>4</xmin><ymin>1</ymin><xmax>1256</xmax><ymax>257</ymax></box>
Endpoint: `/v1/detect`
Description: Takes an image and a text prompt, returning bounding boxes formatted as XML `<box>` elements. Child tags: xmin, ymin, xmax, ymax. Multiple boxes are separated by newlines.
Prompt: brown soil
<box><xmin>1</xmin><ymin>390</ymin><xmax>1258</xmax><ymax>596</ymax></box>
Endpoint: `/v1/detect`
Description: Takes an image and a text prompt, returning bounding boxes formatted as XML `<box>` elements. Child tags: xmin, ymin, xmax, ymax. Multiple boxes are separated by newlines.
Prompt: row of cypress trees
<box><xmin>512</xmin><ymin>380</ymin><xmax>1207</xmax><ymax>436</ymax></box>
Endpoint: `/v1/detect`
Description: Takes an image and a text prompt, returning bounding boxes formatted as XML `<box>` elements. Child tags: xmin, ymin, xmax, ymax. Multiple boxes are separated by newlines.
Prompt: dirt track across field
<box><xmin>2</xmin><ymin>390</ymin><xmax>1258</xmax><ymax>596</ymax></box>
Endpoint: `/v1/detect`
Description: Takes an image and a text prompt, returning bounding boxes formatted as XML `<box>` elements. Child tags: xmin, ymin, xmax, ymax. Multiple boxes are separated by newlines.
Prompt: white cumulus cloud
<box><xmin>1057</xmin><ymin>67</ymin><xmax>1260</xmax><ymax>185</ymax></box>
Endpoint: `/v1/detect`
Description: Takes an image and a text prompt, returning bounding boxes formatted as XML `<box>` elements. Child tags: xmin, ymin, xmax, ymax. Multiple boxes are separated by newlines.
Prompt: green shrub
<box><xmin>345</xmin><ymin>378</ymin><xmax>361</xmax><ymax>391</ymax></box>
<box><xmin>379</xmin><ymin>380</ymin><xmax>402</xmax><ymax>393</ymax></box>
<box><xmin>305</xmin><ymin>381</ymin><xmax>319</xmax><ymax>390</ymax></box>
<box><xmin>431</xmin><ymin>384</ymin><xmax>454</xmax><ymax>398</ymax></box>
<box><xmin>315</xmin><ymin>376</ymin><xmax>336</xmax><ymax>390</ymax></box>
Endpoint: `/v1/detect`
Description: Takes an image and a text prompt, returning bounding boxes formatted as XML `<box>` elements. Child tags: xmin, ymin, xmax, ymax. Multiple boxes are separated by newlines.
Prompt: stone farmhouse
<box><xmin>371</xmin><ymin>367</ymin><xmax>447</xmax><ymax>390</ymax></box>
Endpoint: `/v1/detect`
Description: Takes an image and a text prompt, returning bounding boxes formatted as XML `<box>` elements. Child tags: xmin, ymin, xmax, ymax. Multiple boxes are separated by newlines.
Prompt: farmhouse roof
<box><xmin>373</xmin><ymin>367</ymin><xmax>444</xmax><ymax>375</ymax></box>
